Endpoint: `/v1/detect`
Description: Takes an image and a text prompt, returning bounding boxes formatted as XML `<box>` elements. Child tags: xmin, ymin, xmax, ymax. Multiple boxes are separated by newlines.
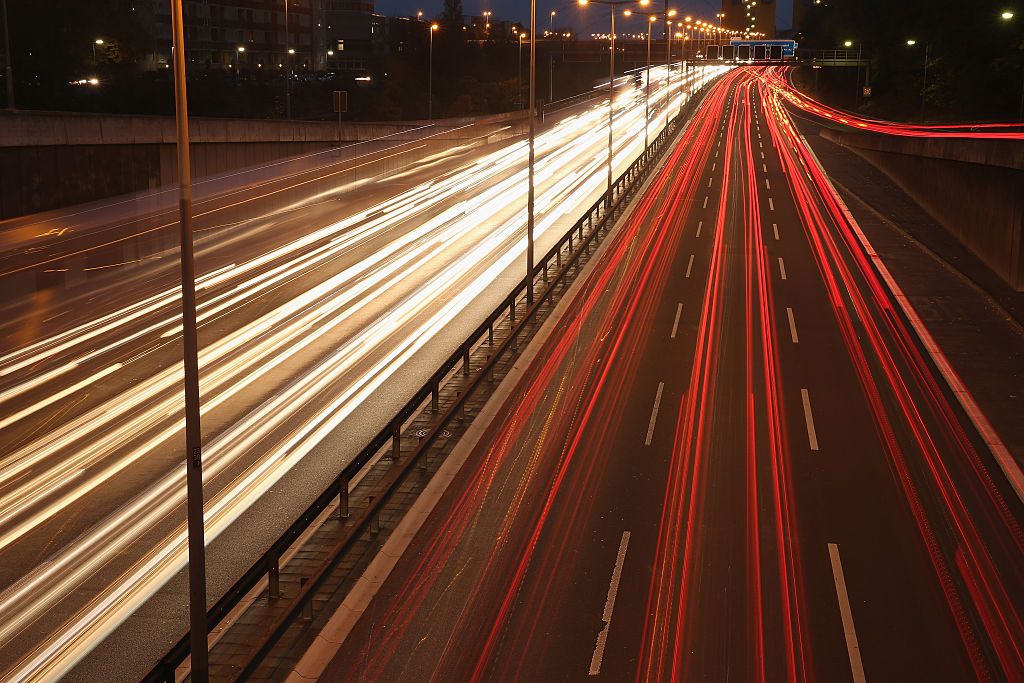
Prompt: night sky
<box><xmin>377</xmin><ymin>0</ymin><xmax>794</xmax><ymax>35</ymax></box>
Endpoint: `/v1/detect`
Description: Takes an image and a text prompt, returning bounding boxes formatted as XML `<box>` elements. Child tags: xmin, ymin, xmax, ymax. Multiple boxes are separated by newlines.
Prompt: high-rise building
<box><xmin>722</xmin><ymin>0</ymin><xmax>776</xmax><ymax>39</ymax></box>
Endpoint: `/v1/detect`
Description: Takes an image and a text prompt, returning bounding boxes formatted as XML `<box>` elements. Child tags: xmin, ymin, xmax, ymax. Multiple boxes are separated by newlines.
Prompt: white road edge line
<box><xmin>801</xmin><ymin>388</ymin><xmax>819</xmax><ymax>451</ymax></box>
<box><xmin>786</xmin><ymin>307</ymin><xmax>799</xmax><ymax>343</ymax></box>
<box><xmin>828</xmin><ymin>543</ymin><xmax>868</xmax><ymax>683</ymax></box>
<box><xmin>798</xmin><ymin>131</ymin><xmax>1024</xmax><ymax>505</ymax></box>
<box><xmin>589</xmin><ymin>531</ymin><xmax>632</xmax><ymax>676</ymax></box>
<box><xmin>645</xmin><ymin>382</ymin><xmax>666</xmax><ymax>446</ymax></box>
<box><xmin>671</xmin><ymin>303</ymin><xmax>683</xmax><ymax>339</ymax></box>
<box><xmin>778</xmin><ymin>256</ymin><xmax>787</xmax><ymax>280</ymax></box>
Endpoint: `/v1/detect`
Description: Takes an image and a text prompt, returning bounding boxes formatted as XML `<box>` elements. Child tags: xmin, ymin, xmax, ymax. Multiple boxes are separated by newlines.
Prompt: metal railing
<box><xmin>145</xmin><ymin>79</ymin><xmax>713</xmax><ymax>683</ymax></box>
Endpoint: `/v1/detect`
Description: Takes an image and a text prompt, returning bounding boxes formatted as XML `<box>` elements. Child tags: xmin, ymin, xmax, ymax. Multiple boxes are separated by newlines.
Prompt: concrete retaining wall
<box><xmin>821</xmin><ymin>128</ymin><xmax>1024</xmax><ymax>291</ymax></box>
<box><xmin>0</xmin><ymin>110</ymin><xmax>526</xmax><ymax>219</ymax></box>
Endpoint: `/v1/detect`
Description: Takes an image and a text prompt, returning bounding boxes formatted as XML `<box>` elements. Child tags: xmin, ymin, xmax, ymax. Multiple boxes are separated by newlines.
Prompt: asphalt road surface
<box><xmin>0</xmin><ymin>65</ymin><xmax>728</xmax><ymax>679</ymax></box>
<box><xmin>322</xmin><ymin>67</ymin><xmax>1024</xmax><ymax>682</ymax></box>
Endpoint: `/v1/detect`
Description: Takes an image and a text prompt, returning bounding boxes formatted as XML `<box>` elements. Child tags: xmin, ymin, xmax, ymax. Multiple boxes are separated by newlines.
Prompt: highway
<box><xmin>0</xmin><ymin>66</ymin><xmax>728</xmax><ymax>679</ymax></box>
<box><xmin>317</xmin><ymin>67</ymin><xmax>1024</xmax><ymax>681</ymax></box>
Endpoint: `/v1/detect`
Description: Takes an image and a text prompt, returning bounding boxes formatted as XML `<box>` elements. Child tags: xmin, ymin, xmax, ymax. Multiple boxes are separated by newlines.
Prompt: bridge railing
<box><xmin>143</xmin><ymin>74</ymin><xmax>722</xmax><ymax>683</ymax></box>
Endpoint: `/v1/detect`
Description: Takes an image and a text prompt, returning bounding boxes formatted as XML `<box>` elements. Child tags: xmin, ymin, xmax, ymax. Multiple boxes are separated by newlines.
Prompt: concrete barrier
<box><xmin>821</xmin><ymin>128</ymin><xmax>1024</xmax><ymax>291</ymax></box>
<box><xmin>0</xmin><ymin>110</ymin><xmax>527</xmax><ymax>219</ymax></box>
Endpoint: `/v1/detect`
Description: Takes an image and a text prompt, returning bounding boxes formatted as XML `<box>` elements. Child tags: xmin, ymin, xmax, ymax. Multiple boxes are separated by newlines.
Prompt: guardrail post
<box><xmin>556</xmin><ymin>247</ymin><xmax>562</xmax><ymax>269</ymax></box>
<box><xmin>268</xmin><ymin>552</ymin><xmax>281</xmax><ymax>599</ymax></box>
<box><xmin>462</xmin><ymin>348</ymin><xmax>470</xmax><ymax>376</ymax></box>
<box><xmin>431</xmin><ymin>379</ymin><xmax>439</xmax><ymax>413</ymax></box>
<box><xmin>510</xmin><ymin>299</ymin><xmax>516</xmax><ymax>324</ymax></box>
<box><xmin>338</xmin><ymin>478</ymin><xmax>349</xmax><ymax>519</ymax></box>
<box><xmin>391</xmin><ymin>422</ymin><xmax>401</xmax><ymax>460</ymax></box>
<box><xmin>300</xmin><ymin>578</ymin><xmax>312</xmax><ymax>620</ymax></box>
<box><xmin>488</xmin><ymin>322</ymin><xmax>494</xmax><ymax>346</ymax></box>
<box><xmin>543</xmin><ymin>262</ymin><xmax>548</xmax><ymax>284</ymax></box>
<box><xmin>368</xmin><ymin>496</ymin><xmax>379</xmax><ymax>534</ymax></box>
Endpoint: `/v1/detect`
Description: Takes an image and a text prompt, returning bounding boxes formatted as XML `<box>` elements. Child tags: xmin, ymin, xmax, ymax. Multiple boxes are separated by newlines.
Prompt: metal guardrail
<box><xmin>144</xmin><ymin>81</ymin><xmax>709</xmax><ymax>683</ymax></box>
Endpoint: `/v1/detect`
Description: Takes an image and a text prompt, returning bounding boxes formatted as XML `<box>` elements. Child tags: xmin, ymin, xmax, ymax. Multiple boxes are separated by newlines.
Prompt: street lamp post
<box><xmin>550</xmin><ymin>10</ymin><xmax>556</xmax><ymax>31</ymax></box>
<box><xmin>1</xmin><ymin>0</ymin><xmax>14</xmax><ymax>110</ymax></box>
<box><xmin>578</xmin><ymin>0</ymin><xmax>651</xmax><ymax>206</ymax></box>
<box><xmin>907</xmin><ymin>39</ymin><xmax>929</xmax><ymax>120</ymax></box>
<box><xmin>518</xmin><ymin>32</ymin><xmax>526</xmax><ymax>108</ymax></box>
<box><xmin>284</xmin><ymin>0</ymin><xmax>291</xmax><ymax>119</ymax></box>
<box><xmin>93</xmin><ymin>38</ymin><xmax>104</xmax><ymax>62</ymax></box>
<box><xmin>528</xmin><ymin>0</ymin><xmax>536</xmax><ymax>305</ymax></box>
<box><xmin>169</xmin><ymin>1</ymin><xmax>209</xmax><ymax>679</ymax></box>
<box><xmin>236</xmin><ymin>46</ymin><xmax>245</xmax><ymax>79</ymax></box>
<box><xmin>625</xmin><ymin>12</ymin><xmax>659</xmax><ymax>148</ymax></box>
<box><xmin>429</xmin><ymin>23</ymin><xmax>438</xmax><ymax>119</ymax></box>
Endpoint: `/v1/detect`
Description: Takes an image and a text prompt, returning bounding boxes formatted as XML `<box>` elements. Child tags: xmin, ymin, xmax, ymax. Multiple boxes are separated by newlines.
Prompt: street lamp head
<box><xmin>623</xmin><ymin>9</ymin><xmax>632</xmax><ymax>16</ymax></box>
<box><xmin>667</xmin><ymin>9</ymin><xmax>677</xmax><ymax>17</ymax></box>
<box><xmin>237</xmin><ymin>46</ymin><xmax>245</xmax><ymax>52</ymax></box>
<box><xmin>906</xmin><ymin>38</ymin><xmax>917</xmax><ymax>45</ymax></box>
<box><xmin>639</xmin><ymin>0</ymin><xmax>650</xmax><ymax>6</ymax></box>
<box><xmin>327</xmin><ymin>50</ymin><xmax>334</xmax><ymax>55</ymax></box>
<box><xmin>95</xmin><ymin>39</ymin><xmax>104</xmax><ymax>45</ymax></box>
<box><xmin>578</xmin><ymin>0</ymin><xmax>588</xmax><ymax>5</ymax></box>
<box><xmin>431</xmin><ymin>23</ymin><xmax>439</xmax><ymax>30</ymax></box>
<box><xmin>1001</xmin><ymin>10</ymin><xmax>1014</xmax><ymax>19</ymax></box>
<box><xmin>649</xmin><ymin>15</ymin><xmax>658</xmax><ymax>22</ymax></box>
<box><xmin>288</xmin><ymin>48</ymin><xmax>296</xmax><ymax>54</ymax></box>
<box><xmin>843</xmin><ymin>40</ymin><xmax>853</xmax><ymax>47</ymax></box>
<box><xmin>551</xmin><ymin>10</ymin><xmax>556</xmax><ymax>16</ymax></box>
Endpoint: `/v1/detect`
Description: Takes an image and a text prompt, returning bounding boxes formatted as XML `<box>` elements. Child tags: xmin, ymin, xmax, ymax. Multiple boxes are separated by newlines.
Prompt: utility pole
<box><xmin>1</xmin><ymin>0</ymin><xmax>14</xmax><ymax>110</ymax></box>
<box><xmin>170</xmin><ymin>0</ymin><xmax>209</xmax><ymax>679</ymax></box>
<box><xmin>527</xmin><ymin>0</ymin><xmax>537</xmax><ymax>305</ymax></box>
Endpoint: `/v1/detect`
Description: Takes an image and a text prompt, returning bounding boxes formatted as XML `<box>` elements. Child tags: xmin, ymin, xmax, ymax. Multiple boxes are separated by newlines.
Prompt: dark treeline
<box><xmin>795</xmin><ymin>0</ymin><xmax>1024</xmax><ymax>121</ymax></box>
<box><xmin>0</xmin><ymin>0</ymin><xmax>597</xmax><ymax>121</ymax></box>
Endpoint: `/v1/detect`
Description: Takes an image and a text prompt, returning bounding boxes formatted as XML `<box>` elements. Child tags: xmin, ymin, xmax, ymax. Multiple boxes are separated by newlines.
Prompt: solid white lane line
<box><xmin>772</xmin><ymin>223</ymin><xmax>780</xmax><ymax>240</ymax></box>
<box><xmin>786</xmin><ymin>307</ymin><xmax>799</xmax><ymax>343</ymax></box>
<box><xmin>686</xmin><ymin>254</ymin><xmax>695</xmax><ymax>278</ymax></box>
<box><xmin>801</xmin><ymin>388</ymin><xmax>819</xmax><ymax>451</ymax></box>
<box><xmin>768</xmin><ymin>197</ymin><xmax>775</xmax><ymax>211</ymax></box>
<box><xmin>696</xmin><ymin>220</ymin><xmax>703</xmax><ymax>237</ymax></box>
<box><xmin>590</xmin><ymin>531</ymin><xmax>632</xmax><ymax>676</ymax></box>
<box><xmin>645</xmin><ymin>383</ymin><xmax>665</xmax><ymax>446</ymax></box>
<box><xmin>828</xmin><ymin>543</ymin><xmax>867</xmax><ymax>683</ymax></box>
<box><xmin>765</xmin><ymin>179</ymin><xmax>772</xmax><ymax>190</ymax></box>
<box><xmin>703</xmin><ymin>196</ymin><xmax>709</xmax><ymax>209</ymax></box>
<box><xmin>671</xmin><ymin>304</ymin><xmax>683</xmax><ymax>339</ymax></box>
<box><xmin>778</xmin><ymin>256</ymin><xmax>788</xmax><ymax>280</ymax></box>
